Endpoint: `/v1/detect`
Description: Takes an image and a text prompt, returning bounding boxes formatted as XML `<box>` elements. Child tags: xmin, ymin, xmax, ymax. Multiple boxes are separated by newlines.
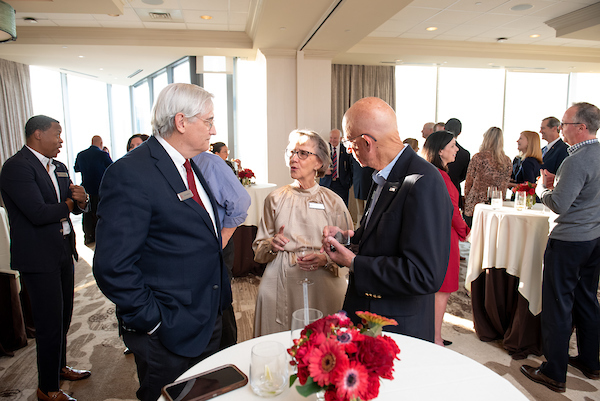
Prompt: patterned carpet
<box><xmin>0</xmin><ymin>232</ymin><xmax>598</xmax><ymax>400</ymax></box>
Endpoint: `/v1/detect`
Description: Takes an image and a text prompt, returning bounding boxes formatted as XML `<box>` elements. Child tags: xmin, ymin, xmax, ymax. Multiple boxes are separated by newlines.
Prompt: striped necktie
<box><xmin>332</xmin><ymin>146</ymin><xmax>338</xmax><ymax>180</ymax></box>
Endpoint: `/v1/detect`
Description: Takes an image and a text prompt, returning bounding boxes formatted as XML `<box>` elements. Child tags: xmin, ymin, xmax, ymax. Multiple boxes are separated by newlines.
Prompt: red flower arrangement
<box><xmin>238</xmin><ymin>168</ymin><xmax>255</xmax><ymax>180</ymax></box>
<box><xmin>288</xmin><ymin>311</ymin><xmax>400</xmax><ymax>401</ymax></box>
<box><xmin>512</xmin><ymin>181</ymin><xmax>536</xmax><ymax>196</ymax></box>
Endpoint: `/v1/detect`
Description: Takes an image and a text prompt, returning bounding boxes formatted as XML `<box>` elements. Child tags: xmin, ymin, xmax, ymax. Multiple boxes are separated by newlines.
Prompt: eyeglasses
<box><xmin>200</xmin><ymin>117</ymin><xmax>214</xmax><ymax>130</ymax></box>
<box><xmin>342</xmin><ymin>133</ymin><xmax>378</xmax><ymax>149</ymax></box>
<box><xmin>559</xmin><ymin>122</ymin><xmax>582</xmax><ymax>128</ymax></box>
<box><xmin>287</xmin><ymin>149</ymin><xmax>317</xmax><ymax>160</ymax></box>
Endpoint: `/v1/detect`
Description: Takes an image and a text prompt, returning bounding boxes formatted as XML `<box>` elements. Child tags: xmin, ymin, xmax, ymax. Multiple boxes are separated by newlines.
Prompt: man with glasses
<box><xmin>94</xmin><ymin>83</ymin><xmax>230</xmax><ymax>401</ymax></box>
<box><xmin>323</xmin><ymin>97</ymin><xmax>453</xmax><ymax>342</ymax></box>
<box><xmin>539</xmin><ymin>116</ymin><xmax>568</xmax><ymax>178</ymax></box>
<box><xmin>521</xmin><ymin>102</ymin><xmax>600</xmax><ymax>393</ymax></box>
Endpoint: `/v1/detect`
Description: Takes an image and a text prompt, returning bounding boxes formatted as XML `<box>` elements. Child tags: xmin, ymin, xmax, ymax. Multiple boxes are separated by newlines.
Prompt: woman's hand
<box><xmin>297</xmin><ymin>252</ymin><xmax>326</xmax><ymax>271</ymax></box>
<box><xmin>271</xmin><ymin>225</ymin><xmax>290</xmax><ymax>252</ymax></box>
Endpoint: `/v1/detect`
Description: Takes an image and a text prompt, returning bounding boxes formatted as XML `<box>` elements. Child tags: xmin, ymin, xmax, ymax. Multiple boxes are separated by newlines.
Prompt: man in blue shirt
<box><xmin>74</xmin><ymin>136</ymin><xmax>112</xmax><ymax>244</ymax></box>
<box><xmin>192</xmin><ymin>150</ymin><xmax>251</xmax><ymax>348</ymax></box>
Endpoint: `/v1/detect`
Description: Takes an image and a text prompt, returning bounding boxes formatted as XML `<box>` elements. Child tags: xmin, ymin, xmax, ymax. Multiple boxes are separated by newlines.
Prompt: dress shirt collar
<box><xmin>545</xmin><ymin>137</ymin><xmax>560</xmax><ymax>150</ymax></box>
<box><xmin>568</xmin><ymin>138</ymin><xmax>598</xmax><ymax>155</ymax></box>
<box><xmin>372</xmin><ymin>146</ymin><xmax>406</xmax><ymax>186</ymax></box>
<box><xmin>26</xmin><ymin>145</ymin><xmax>52</xmax><ymax>169</ymax></box>
<box><xmin>155</xmin><ymin>135</ymin><xmax>186</xmax><ymax>168</ymax></box>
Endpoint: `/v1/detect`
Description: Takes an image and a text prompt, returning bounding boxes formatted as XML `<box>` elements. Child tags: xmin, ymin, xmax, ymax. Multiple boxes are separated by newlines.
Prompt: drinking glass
<box><xmin>296</xmin><ymin>235</ymin><xmax>315</xmax><ymax>285</ymax></box>
<box><xmin>332</xmin><ymin>211</ymin><xmax>351</xmax><ymax>247</ymax></box>
<box><xmin>486</xmin><ymin>186</ymin><xmax>497</xmax><ymax>204</ymax></box>
<box><xmin>290</xmin><ymin>308</ymin><xmax>323</xmax><ymax>344</ymax></box>
<box><xmin>250</xmin><ymin>341</ymin><xmax>288</xmax><ymax>397</ymax></box>
<box><xmin>514</xmin><ymin>191</ymin><xmax>526</xmax><ymax>211</ymax></box>
<box><xmin>491</xmin><ymin>188</ymin><xmax>503</xmax><ymax>209</ymax></box>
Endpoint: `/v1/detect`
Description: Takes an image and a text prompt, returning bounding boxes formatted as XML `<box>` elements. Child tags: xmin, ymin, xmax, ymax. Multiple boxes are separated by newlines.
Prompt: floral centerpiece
<box><xmin>288</xmin><ymin>311</ymin><xmax>401</xmax><ymax>401</ymax></box>
<box><xmin>512</xmin><ymin>181</ymin><xmax>536</xmax><ymax>208</ymax></box>
<box><xmin>238</xmin><ymin>168</ymin><xmax>255</xmax><ymax>186</ymax></box>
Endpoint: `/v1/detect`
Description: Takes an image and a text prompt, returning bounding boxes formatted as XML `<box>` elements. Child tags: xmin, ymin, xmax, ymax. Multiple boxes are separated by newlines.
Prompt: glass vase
<box><xmin>526</xmin><ymin>194</ymin><xmax>535</xmax><ymax>209</ymax></box>
<box><xmin>315</xmin><ymin>389</ymin><xmax>326</xmax><ymax>401</ymax></box>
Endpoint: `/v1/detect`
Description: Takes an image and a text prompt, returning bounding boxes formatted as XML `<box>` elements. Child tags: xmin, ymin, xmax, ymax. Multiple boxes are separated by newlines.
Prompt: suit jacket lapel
<box><xmin>148</xmin><ymin>137</ymin><xmax>219</xmax><ymax>240</ymax></box>
<box><xmin>357</xmin><ymin>147</ymin><xmax>415</xmax><ymax>245</ymax></box>
<box><xmin>53</xmin><ymin>161</ymin><xmax>70</xmax><ymax>202</ymax></box>
<box><xmin>21</xmin><ymin>147</ymin><xmax>59</xmax><ymax>203</ymax></box>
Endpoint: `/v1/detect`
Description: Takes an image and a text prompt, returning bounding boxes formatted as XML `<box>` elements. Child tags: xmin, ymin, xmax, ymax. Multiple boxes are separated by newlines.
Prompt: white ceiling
<box><xmin>1</xmin><ymin>0</ymin><xmax>599</xmax><ymax>85</ymax></box>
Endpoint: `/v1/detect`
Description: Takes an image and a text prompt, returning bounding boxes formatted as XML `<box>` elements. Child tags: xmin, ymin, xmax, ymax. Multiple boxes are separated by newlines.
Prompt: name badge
<box><xmin>56</xmin><ymin>172</ymin><xmax>69</xmax><ymax>178</ymax></box>
<box><xmin>177</xmin><ymin>189</ymin><xmax>194</xmax><ymax>201</ymax></box>
<box><xmin>308</xmin><ymin>202</ymin><xmax>325</xmax><ymax>210</ymax></box>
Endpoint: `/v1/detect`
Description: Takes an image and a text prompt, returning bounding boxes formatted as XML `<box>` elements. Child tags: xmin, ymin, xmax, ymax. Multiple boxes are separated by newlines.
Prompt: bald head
<box><xmin>422</xmin><ymin>122</ymin><xmax>435</xmax><ymax>139</ymax></box>
<box><xmin>91</xmin><ymin>135</ymin><xmax>103</xmax><ymax>148</ymax></box>
<box><xmin>342</xmin><ymin>97</ymin><xmax>404</xmax><ymax>170</ymax></box>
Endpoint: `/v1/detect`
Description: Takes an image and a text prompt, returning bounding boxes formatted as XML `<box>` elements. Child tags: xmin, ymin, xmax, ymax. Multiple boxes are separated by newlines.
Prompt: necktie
<box><xmin>542</xmin><ymin>146</ymin><xmax>548</xmax><ymax>157</ymax></box>
<box><xmin>46</xmin><ymin>160</ymin><xmax>51</xmax><ymax>172</ymax></box>
<box><xmin>183</xmin><ymin>160</ymin><xmax>205</xmax><ymax>209</ymax></box>
<box><xmin>332</xmin><ymin>146</ymin><xmax>338</xmax><ymax>180</ymax></box>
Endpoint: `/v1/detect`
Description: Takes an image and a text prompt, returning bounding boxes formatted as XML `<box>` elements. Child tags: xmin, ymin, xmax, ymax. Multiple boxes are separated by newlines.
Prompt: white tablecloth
<box><xmin>160</xmin><ymin>331</ymin><xmax>527</xmax><ymax>401</ymax></box>
<box><xmin>466</xmin><ymin>203</ymin><xmax>556</xmax><ymax>315</ymax></box>
<box><xmin>243</xmin><ymin>183</ymin><xmax>277</xmax><ymax>226</ymax></box>
<box><xmin>0</xmin><ymin>207</ymin><xmax>16</xmax><ymax>277</ymax></box>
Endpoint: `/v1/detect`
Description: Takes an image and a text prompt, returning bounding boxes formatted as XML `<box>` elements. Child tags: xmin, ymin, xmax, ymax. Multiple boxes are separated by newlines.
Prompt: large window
<box><xmin>203</xmin><ymin>72</ymin><xmax>229</xmax><ymax>145</ymax></box>
<box><xmin>110</xmin><ymin>84</ymin><xmax>132</xmax><ymax>160</ymax></box>
<box><xmin>133</xmin><ymin>81</ymin><xmax>151</xmax><ymax>136</ymax></box>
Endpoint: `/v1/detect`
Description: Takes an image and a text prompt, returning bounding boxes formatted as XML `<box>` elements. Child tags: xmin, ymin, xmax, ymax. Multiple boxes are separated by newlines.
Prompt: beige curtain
<box><xmin>331</xmin><ymin>64</ymin><xmax>395</xmax><ymax>130</ymax></box>
<box><xmin>0</xmin><ymin>58</ymin><xmax>33</xmax><ymax>167</ymax></box>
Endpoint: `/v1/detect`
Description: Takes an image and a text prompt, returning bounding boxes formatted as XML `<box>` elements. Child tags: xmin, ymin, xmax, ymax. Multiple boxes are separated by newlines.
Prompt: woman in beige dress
<box><xmin>253</xmin><ymin>129</ymin><xmax>352</xmax><ymax>336</ymax></box>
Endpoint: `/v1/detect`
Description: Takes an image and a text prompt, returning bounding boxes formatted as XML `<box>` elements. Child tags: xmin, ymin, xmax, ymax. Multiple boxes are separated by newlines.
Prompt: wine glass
<box><xmin>296</xmin><ymin>235</ymin><xmax>315</xmax><ymax>285</ymax></box>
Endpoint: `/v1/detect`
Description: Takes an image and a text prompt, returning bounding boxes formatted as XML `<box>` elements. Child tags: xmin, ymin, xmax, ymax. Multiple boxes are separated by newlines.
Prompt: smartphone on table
<box><xmin>162</xmin><ymin>364</ymin><xmax>248</xmax><ymax>401</ymax></box>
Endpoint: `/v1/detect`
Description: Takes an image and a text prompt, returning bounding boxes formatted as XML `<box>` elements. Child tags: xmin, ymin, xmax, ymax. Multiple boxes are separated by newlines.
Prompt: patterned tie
<box><xmin>542</xmin><ymin>146</ymin><xmax>548</xmax><ymax>157</ymax></box>
<box><xmin>332</xmin><ymin>146</ymin><xmax>338</xmax><ymax>180</ymax></box>
<box><xmin>183</xmin><ymin>160</ymin><xmax>205</xmax><ymax>209</ymax></box>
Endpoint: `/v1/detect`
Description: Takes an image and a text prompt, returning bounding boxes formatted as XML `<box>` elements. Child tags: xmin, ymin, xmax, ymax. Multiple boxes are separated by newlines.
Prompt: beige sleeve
<box><xmin>252</xmin><ymin>193</ymin><xmax>278</xmax><ymax>264</ymax></box>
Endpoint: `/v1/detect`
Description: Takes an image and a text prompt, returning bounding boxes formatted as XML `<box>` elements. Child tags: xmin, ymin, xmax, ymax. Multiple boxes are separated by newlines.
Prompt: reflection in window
<box><xmin>110</xmin><ymin>84</ymin><xmax>132</xmax><ymax>160</ymax></box>
<box><xmin>569</xmin><ymin>73</ymin><xmax>600</xmax><ymax>107</ymax></box>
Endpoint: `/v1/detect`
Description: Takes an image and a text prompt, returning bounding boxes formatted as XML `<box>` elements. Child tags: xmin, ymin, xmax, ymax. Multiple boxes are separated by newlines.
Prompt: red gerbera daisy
<box><xmin>308</xmin><ymin>340</ymin><xmax>349</xmax><ymax>386</ymax></box>
<box><xmin>334</xmin><ymin>361</ymin><xmax>369</xmax><ymax>401</ymax></box>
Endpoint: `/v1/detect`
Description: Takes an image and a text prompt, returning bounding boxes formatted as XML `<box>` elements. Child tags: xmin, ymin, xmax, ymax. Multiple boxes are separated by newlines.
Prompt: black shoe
<box><xmin>124</xmin><ymin>347</ymin><xmax>132</xmax><ymax>355</ymax></box>
<box><xmin>569</xmin><ymin>356</ymin><xmax>600</xmax><ymax>380</ymax></box>
<box><xmin>443</xmin><ymin>339</ymin><xmax>452</xmax><ymax>346</ymax></box>
<box><xmin>520</xmin><ymin>365</ymin><xmax>566</xmax><ymax>393</ymax></box>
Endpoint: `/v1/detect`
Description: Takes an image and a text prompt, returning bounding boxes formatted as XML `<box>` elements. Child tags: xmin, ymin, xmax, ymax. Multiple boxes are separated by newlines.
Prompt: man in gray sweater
<box><xmin>521</xmin><ymin>102</ymin><xmax>600</xmax><ymax>393</ymax></box>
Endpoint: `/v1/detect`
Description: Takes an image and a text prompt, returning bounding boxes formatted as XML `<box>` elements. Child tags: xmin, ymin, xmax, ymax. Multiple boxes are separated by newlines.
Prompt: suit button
<box><xmin>213</xmin><ymin>285</ymin><xmax>219</xmax><ymax>290</ymax></box>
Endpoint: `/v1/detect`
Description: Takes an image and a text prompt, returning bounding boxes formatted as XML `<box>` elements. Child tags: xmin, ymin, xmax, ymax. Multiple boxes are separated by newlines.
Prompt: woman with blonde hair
<box><xmin>464</xmin><ymin>127</ymin><xmax>512</xmax><ymax>227</ymax></box>
<box><xmin>511</xmin><ymin>130</ymin><xmax>543</xmax><ymax>185</ymax></box>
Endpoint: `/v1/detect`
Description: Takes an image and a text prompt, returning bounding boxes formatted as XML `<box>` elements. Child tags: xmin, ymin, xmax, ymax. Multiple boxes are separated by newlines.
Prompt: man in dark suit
<box><xmin>0</xmin><ymin>115</ymin><xmax>91</xmax><ymax>401</ymax></box>
<box><xmin>93</xmin><ymin>83</ymin><xmax>231</xmax><ymax>401</ymax></box>
<box><xmin>319</xmin><ymin>129</ymin><xmax>353</xmax><ymax>205</ymax></box>
<box><xmin>323</xmin><ymin>97</ymin><xmax>453</xmax><ymax>342</ymax></box>
<box><xmin>540</xmin><ymin>116</ymin><xmax>569</xmax><ymax>175</ymax></box>
<box><xmin>74</xmin><ymin>135</ymin><xmax>112</xmax><ymax>245</ymax></box>
<box><xmin>445</xmin><ymin>118</ymin><xmax>470</xmax><ymax>209</ymax></box>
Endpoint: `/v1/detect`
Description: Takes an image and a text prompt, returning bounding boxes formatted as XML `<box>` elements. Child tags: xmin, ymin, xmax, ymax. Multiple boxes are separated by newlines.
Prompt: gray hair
<box><xmin>286</xmin><ymin>129</ymin><xmax>331</xmax><ymax>178</ymax></box>
<box><xmin>543</xmin><ymin>117</ymin><xmax>560</xmax><ymax>129</ymax></box>
<box><xmin>573</xmin><ymin>102</ymin><xmax>600</xmax><ymax>134</ymax></box>
<box><xmin>151</xmin><ymin>83</ymin><xmax>214</xmax><ymax>138</ymax></box>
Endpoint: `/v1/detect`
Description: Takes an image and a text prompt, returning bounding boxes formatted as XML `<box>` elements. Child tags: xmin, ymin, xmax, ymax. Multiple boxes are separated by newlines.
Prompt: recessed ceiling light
<box><xmin>200</xmin><ymin>15</ymin><xmax>212</xmax><ymax>20</ymax></box>
<box><xmin>141</xmin><ymin>0</ymin><xmax>164</xmax><ymax>5</ymax></box>
<box><xmin>510</xmin><ymin>4</ymin><xmax>533</xmax><ymax>11</ymax></box>
<box><xmin>78</xmin><ymin>55</ymin><xmax>85</xmax><ymax>58</ymax></box>
<box><xmin>99</xmin><ymin>68</ymin><xmax>104</xmax><ymax>71</ymax></box>
<box><xmin>426</xmin><ymin>26</ymin><xmax>438</xmax><ymax>31</ymax></box>
<box><xmin>496</xmin><ymin>37</ymin><xmax>508</xmax><ymax>43</ymax></box>
<box><xmin>530</xmin><ymin>34</ymin><xmax>540</xmax><ymax>38</ymax></box>
<box><xmin>23</xmin><ymin>17</ymin><xmax>38</xmax><ymax>24</ymax></box>
<box><xmin>62</xmin><ymin>46</ymin><xmax>68</xmax><ymax>49</ymax></box>
<box><xmin>395</xmin><ymin>59</ymin><xmax>402</xmax><ymax>62</ymax></box>
<box><xmin>475</xmin><ymin>2</ymin><xmax>482</xmax><ymax>5</ymax></box>
<box><xmin>279</xmin><ymin>27</ymin><xmax>286</xmax><ymax>31</ymax></box>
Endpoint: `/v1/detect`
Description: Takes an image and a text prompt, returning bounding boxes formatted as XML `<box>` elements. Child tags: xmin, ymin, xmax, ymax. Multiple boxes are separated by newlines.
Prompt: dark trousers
<box><xmin>330</xmin><ymin>179</ymin><xmax>349</xmax><ymax>206</ymax></box>
<box><xmin>123</xmin><ymin>315</ymin><xmax>223</xmax><ymax>401</ymax></box>
<box><xmin>20</xmin><ymin>237</ymin><xmax>74</xmax><ymax>393</ymax></box>
<box><xmin>82</xmin><ymin>195</ymin><xmax>99</xmax><ymax>243</ymax></box>
<box><xmin>220</xmin><ymin>239</ymin><xmax>237</xmax><ymax>349</ymax></box>
<box><xmin>541</xmin><ymin>237</ymin><xmax>600</xmax><ymax>382</ymax></box>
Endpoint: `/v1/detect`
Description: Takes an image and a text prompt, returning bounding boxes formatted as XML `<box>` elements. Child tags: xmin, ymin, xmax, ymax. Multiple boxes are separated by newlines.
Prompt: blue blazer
<box><xmin>343</xmin><ymin>146</ymin><xmax>453</xmax><ymax>342</ymax></box>
<box><xmin>74</xmin><ymin>145</ymin><xmax>112</xmax><ymax>195</ymax></box>
<box><xmin>93</xmin><ymin>136</ymin><xmax>231</xmax><ymax>358</ymax></box>
<box><xmin>542</xmin><ymin>139</ymin><xmax>569</xmax><ymax>175</ymax></box>
<box><xmin>0</xmin><ymin>146</ymin><xmax>80</xmax><ymax>273</ymax></box>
